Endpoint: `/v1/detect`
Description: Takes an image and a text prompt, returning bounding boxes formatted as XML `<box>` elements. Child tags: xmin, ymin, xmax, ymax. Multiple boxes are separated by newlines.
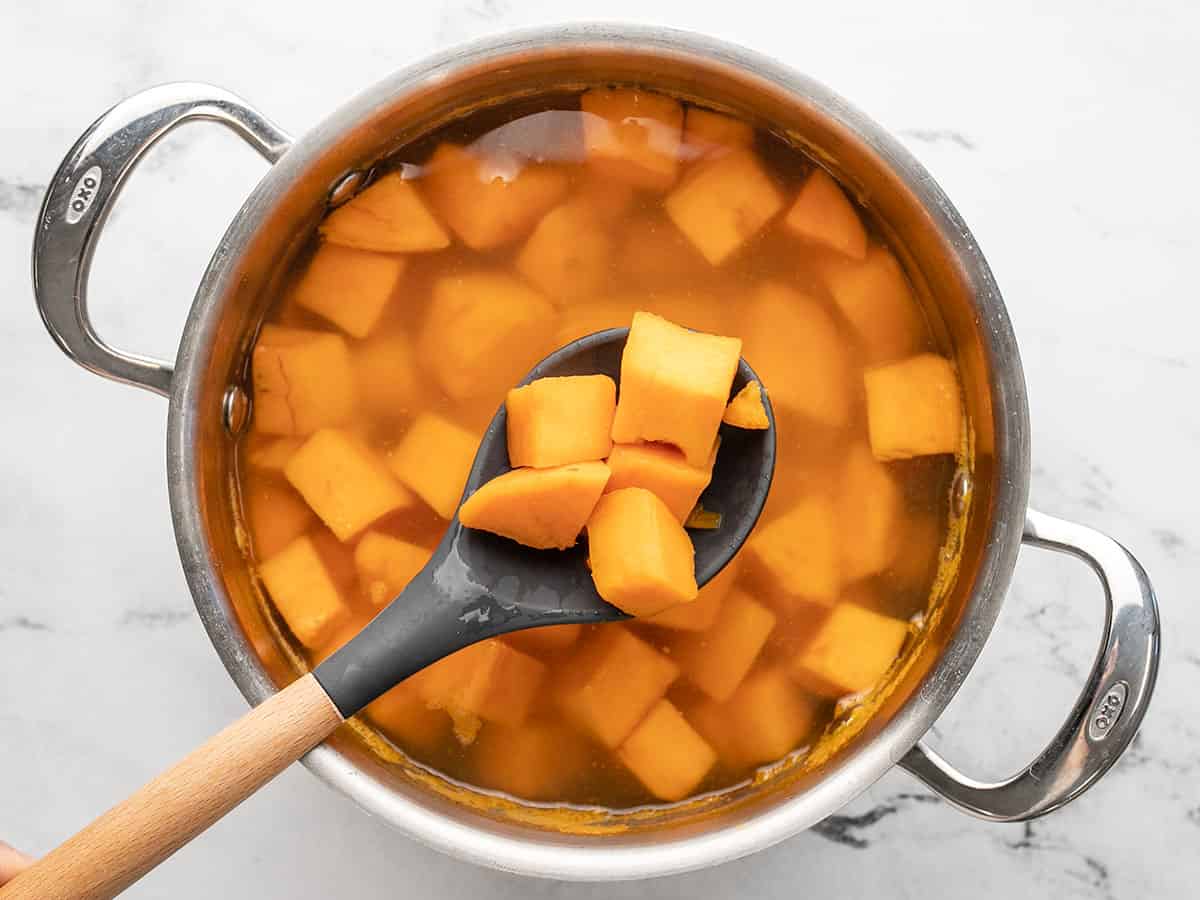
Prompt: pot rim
<box><xmin>166</xmin><ymin>23</ymin><xmax>1030</xmax><ymax>880</ymax></box>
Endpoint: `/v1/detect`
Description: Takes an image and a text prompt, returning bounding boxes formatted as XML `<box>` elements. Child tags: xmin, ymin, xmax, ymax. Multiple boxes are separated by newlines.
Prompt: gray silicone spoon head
<box><xmin>314</xmin><ymin>327</ymin><xmax>776</xmax><ymax>716</ymax></box>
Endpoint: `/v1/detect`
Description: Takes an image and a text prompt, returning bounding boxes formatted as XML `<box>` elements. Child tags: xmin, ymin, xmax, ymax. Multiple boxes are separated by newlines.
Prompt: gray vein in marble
<box><xmin>118</xmin><ymin>608</ymin><xmax>193</xmax><ymax>628</ymax></box>
<box><xmin>1152</xmin><ymin>527</ymin><xmax>1186</xmax><ymax>557</ymax></box>
<box><xmin>0</xmin><ymin>615</ymin><xmax>52</xmax><ymax>633</ymax></box>
<box><xmin>0</xmin><ymin>179</ymin><xmax>45</xmax><ymax>221</ymax></box>
<box><xmin>900</xmin><ymin>128</ymin><xmax>977</xmax><ymax>150</ymax></box>
<box><xmin>811</xmin><ymin>793</ymin><xmax>938</xmax><ymax>848</ymax></box>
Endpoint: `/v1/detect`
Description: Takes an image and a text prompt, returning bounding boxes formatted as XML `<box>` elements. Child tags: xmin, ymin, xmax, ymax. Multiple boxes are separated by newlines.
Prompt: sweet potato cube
<box><xmin>742</xmin><ymin>283</ymin><xmax>852</xmax><ymax>428</ymax></box>
<box><xmin>782</xmin><ymin>168</ymin><xmax>867</xmax><ymax>260</ymax></box>
<box><xmin>581</xmin><ymin>88</ymin><xmax>683</xmax><ymax>191</ymax></box>
<box><xmin>290</xmin><ymin>243</ymin><xmax>405</xmax><ymax>339</ymax></box>
<box><xmin>682</xmin><ymin>107</ymin><xmax>754</xmax><ymax>158</ymax></box>
<box><xmin>587</xmin><ymin>488</ymin><xmax>698</xmax><ymax>617</ymax></box>
<box><xmin>502</xmin><ymin>624</ymin><xmax>583</xmax><ymax>656</ymax></box>
<box><xmin>864</xmin><ymin>354</ymin><xmax>962</xmax><ymax>460</ymax></box>
<box><xmin>284</xmin><ymin>428</ymin><xmax>415</xmax><ymax>540</ymax></box>
<box><xmin>555</xmin><ymin>626</ymin><xmax>679</xmax><ymax>748</ymax></box>
<box><xmin>418</xmin><ymin>272</ymin><xmax>557</xmax><ymax>402</ymax></box>
<box><xmin>792</xmin><ymin>603</ymin><xmax>910</xmax><ymax>696</ymax></box>
<box><xmin>604</xmin><ymin>441</ymin><xmax>712</xmax><ymax>523</ymax></box>
<box><xmin>365</xmin><ymin>681</ymin><xmax>449</xmax><ymax>753</ymax></box>
<box><xmin>472</xmin><ymin>722</ymin><xmax>589</xmax><ymax>801</ymax></box>
<box><xmin>243</xmin><ymin>480</ymin><xmax>314</xmax><ymax>559</ymax></box>
<box><xmin>459</xmin><ymin>462</ymin><xmax>611</xmax><ymax>550</ymax></box>
<box><xmin>816</xmin><ymin>245</ymin><xmax>927</xmax><ymax>364</ymax></box>
<box><xmin>258</xmin><ymin>535</ymin><xmax>350</xmax><ymax>647</ymax></box>
<box><xmin>353</xmin><ymin>332</ymin><xmax>420</xmax><ymax>420</ymax></box>
<box><xmin>516</xmin><ymin>201</ymin><xmax>613</xmax><ymax>302</ymax></box>
<box><xmin>611</xmin><ymin>312</ymin><xmax>742</xmax><ymax>467</ymax></box>
<box><xmin>319</xmin><ymin>172</ymin><xmax>450</xmax><ymax>253</ymax></box>
<box><xmin>415</xmin><ymin>638</ymin><xmax>547</xmax><ymax>730</ymax></box>
<box><xmin>388</xmin><ymin>413</ymin><xmax>480</xmax><ymax>520</ymax></box>
<box><xmin>746</xmin><ymin>495</ymin><xmax>839</xmax><ymax>606</ymax></box>
<box><xmin>422</xmin><ymin>143</ymin><xmax>569</xmax><ymax>250</ymax></box>
<box><xmin>716</xmin><ymin>667</ymin><xmax>820</xmax><ymax>765</ymax></box>
<box><xmin>354</xmin><ymin>531</ymin><xmax>430</xmax><ymax>605</ymax></box>
<box><xmin>572</xmin><ymin>169</ymin><xmax>636</xmax><ymax>224</ymax></box>
<box><xmin>664</xmin><ymin>149</ymin><xmax>784</xmax><ymax>265</ymax></box>
<box><xmin>245</xmin><ymin>436</ymin><xmax>303</xmax><ymax>474</ymax></box>
<box><xmin>617</xmin><ymin>700</ymin><xmax>717</xmax><ymax>802</ymax></box>
<box><xmin>723</xmin><ymin>381</ymin><xmax>769</xmax><ymax>430</ymax></box>
<box><xmin>252</xmin><ymin>326</ymin><xmax>356</xmax><ymax>435</ymax></box>
<box><xmin>671</xmin><ymin>590</ymin><xmax>776</xmax><ymax>701</ymax></box>
<box><xmin>838</xmin><ymin>444</ymin><xmax>902</xmax><ymax>581</ymax></box>
<box><xmin>618</xmin><ymin>215</ymin><xmax>709</xmax><ymax>288</ymax></box>
<box><xmin>506</xmin><ymin>375</ymin><xmax>616</xmax><ymax>468</ymax></box>
<box><xmin>646</xmin><ymin>555</ymin><xmax>740</xmax><ymax>631</ymax></box>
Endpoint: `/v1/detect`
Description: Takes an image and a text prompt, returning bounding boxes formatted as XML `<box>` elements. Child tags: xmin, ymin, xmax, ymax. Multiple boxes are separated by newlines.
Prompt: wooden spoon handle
<box><xmin>1</xmin><ymin>673</ymin><xmax>343</xmax><ymax>900</ymax></box>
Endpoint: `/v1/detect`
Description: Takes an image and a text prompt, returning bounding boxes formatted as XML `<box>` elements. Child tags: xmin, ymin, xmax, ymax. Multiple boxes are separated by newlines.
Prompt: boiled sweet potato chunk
<box><xmin>243</xmin><ymin>480</ymin><xmax>314</xmax><ymax>559</ymax></box>
<box><xmin>722</xmin><ymin>380</ymin><xmax>769</xmax><ymax>429</ymax></box>
<box><xmin>782</xmin><ymin>168</ymin><xmax>867</xmax><ymax>260</ymax></box>
<box><xmin>617</xmin><ymin>700</ymin><xmax>717</xmax><ymax>802</ymax></box>
<box><xmin>245</xmin><ymin>436</ymin><xmax>303</xmax><ymax>473</ymax></box>
<box><xmin>516</xmin><ymin>201</ymin><xmax>613</xmax><ymax>302</ymax></box>
<box><xmin>618</xmin><ymin>214</ymin><xmax>709</xmax><ymax>288</ymax></box>
<box><xmin>319</xmin><ymin>172</ymin><xmax>450</xmax><ymax>253</ymax></box>
<box><xmin>252</xmin><ymin>326</ymin><xmax>356</xmax><ymax>436</ymax></box>
<box><xmin>284</xmin><ymin>428</ymin><xmax>414</xmax><ymax>541</ymax></box>
<box><xmin>290</xmin><ymin>243</ymin><xmax>405</xmax><ymax>339</ymax></box>
<box><xmin>418</xmin><ymin>272</ymin><xmax>557</xmax><ymax>402</ymax></box>
<box><xmin>587</xmin><ymin>488</ymin><xmax>698</xmax><ymax>617</ymax></box>
<box><xmin>388</xmin><ymin>413</ymin><xmax>480</xmax><ymax>520</ymax></box>
<box><xmin>865</xmin><ymin>354</ymin><xmax>962</xmax><ymax>460</ymax></box>
<box><xmin>459</xmin><ymin>461</ymin><xmax>611</xmax><ymax>550</ymax></box>
<box><xmin>670</xmin><ymin>590</ymin><xmax>776</xmax><ymax>702</ymax></box>
<box><xmin>353</xmin><ymin>331</ymin><xmax>421</xmax><ymax>420</ymax></box>
<box><xmin>415</xmin><ymin>638</ymin><xmax>547</xmax><ymax>731</ymax></box>
<box><xmin>258</xmin><ymin>534</ymin><xmax>350</xmax><ymax>647</ymax></box>
<box><xmin>354</xmin><ymin>530</ymin><xmax>430</xmax><ymax>605</ymax></box>
<box><xmin>555</xmin><ymin>625</ymin><xmax>679</xmax><ymax>748</ymax></box>
<box><xmin>611</xmin><ymin>311</ymin><xmax>741</xmax><ymax>467</ymax></box>
<box><xmin>603</xmin><ymin>441</ymin><xmax>712</xmax><ymax>523</ymax></box>
<box><xmin>472</xmin><ymin>721</ymin><xmax>589</xmax><ymax>801</ymax></box>
<box><xmin>791</xmin><ymin>603</ymin><xmax>910</xmax><ymax>697</ymax></box>
<box><xmin>581</xmin><ymin>88</ymin><xmax>683</xmax><ymax>191</ymax></box>
<box><xmin>664</xmin><ymin>149</ymin><xmax>784</xmax><ymax>265</ymax></box>
<box><xmin>682</xmin><ymin>106</ymin><xmax>754</xmax><ymax>158</ymax></box>
<box><xmin>838</xmin><ymin>444</ymin><xmax>902</xmax><ymax>582</ymax></box>
<box><xmin>502</xmin><ymin>624</ymin><xmax>583</xmax><ymax>657</ymax></box>
<box><xmin>506</xmin><ymin>375</ymin><xmax>616</xmax><ymax>469</ymax></box>
<box><xmin>745</xmin><ymin>495</ymin><xmax>839</xmax><ymax>607</ymax></box>
<box><xmin>691</xmin><ymin>667</ymin><xmax>820</xmax><ymax>767</ymax></box>
<box><xmin>646</xmin><ymin>555</ymin><xmax>740</xmax><ymax>631</ymax></box>
<box><xmin>816</xmin><ymin>245</ymin><xmax>927</xmax><ymax>364</ymax></box>
<box><xmin>365</xmin><ymin>681</ymin><xmax>449</xmax><ymax>753</ymax></box>
<box><xmin>571</xmin><ymin>169</ymin><xmax>636</xmax><ymax>224</ymax></box>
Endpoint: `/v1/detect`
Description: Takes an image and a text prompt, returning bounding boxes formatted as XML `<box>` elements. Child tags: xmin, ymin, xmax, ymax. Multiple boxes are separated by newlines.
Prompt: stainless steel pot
<box><xmin>33</xmin><ymin>24</ymin><xmax>1160</xmax><ymax>881</ymax></box>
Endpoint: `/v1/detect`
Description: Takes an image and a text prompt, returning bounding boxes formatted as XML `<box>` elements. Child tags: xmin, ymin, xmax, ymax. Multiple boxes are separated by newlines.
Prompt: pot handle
<box><xmin>899</xmin><ymin>507</ymin><xmax>1160</xmax><ymax>821</ymax></box>
<box><xmin>32</xmin><ymin>83</ymin><xmax>292</xmax><ymax>397</ymax></box>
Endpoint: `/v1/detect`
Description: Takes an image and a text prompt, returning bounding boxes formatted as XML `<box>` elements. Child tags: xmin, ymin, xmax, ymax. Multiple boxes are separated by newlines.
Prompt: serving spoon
<box><xmin>4</xmin><ymin>328</ymin><xmax>775</xmax><ymax>900</ymax></box>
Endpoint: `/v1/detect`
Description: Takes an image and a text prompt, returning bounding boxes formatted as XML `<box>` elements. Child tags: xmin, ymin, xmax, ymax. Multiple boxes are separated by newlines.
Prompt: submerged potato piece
<box><xmin>290</xmin><ymin>243</ymin><xmax>405</xmax><ymax>339</ymax></box>
<box><xmin>354</xmin><ymin>531</ymin><xmax>430</xmax><ymax>605</ymax></box>
<box><xmin>572</xmin><ymin>169</ymin><xmax>636</xmax><ymax>224</ymax></box>
<box><xmin>516</xmin><ymin>201</ymin><xmax>613</xmax><ymax>302</ymax></box>
<box><xmin>611</xmin><ymin>312</ymin><xmax>741</xmax><ymax>467</ymax></box>
<box><xmin>723</xmin><ymin>381</ymin><xmax>769</xmax><ymax>430</ymax></box>
<box><xmin>681</xmin><ymin>106</ymin><xmax>754</xmax><ymax>158</ymax></box>
<box><xmin>415</xmin><ymin>638</ymin><xmax>547</xmax><ymax>729</ymax></box>
<box><xmin>284</xmin><ymin>428</ymin><xmax>414</xmax><ymax>541</ymax></box>
<box><xmin>791</xmin><ymin>603</ymin><xmax>910</xmax><ymax>697</ymax></box>
<box><xmin>554</xmin><ymin>293</ymin><xmax>644</xmax><ymax>346</ymax></box>
<box><xmin>646</xmin><ymin>555</ymin><xmax>740</xmax><ymax>631</ymax></box>
<box><xmin>617</xmin><ymin>700</ymin><xmax>717</xmax><ymax>802</ymax></box>
<box><xmin>671</xmin><ymin>590</ymin><xmax>776</xmax><ymax>701</ymax></box>
<box><xmin>640</xmin><ymin>289</ymin><xmax>732</xmax><ymax>337</ymax></box>
<box><xmin>864</xmin><ymin>354</ymin><xmax>962</xmax><ymax>460</ymax></box>
<box><xmin>838</xmin><ymin>444</ymin><xmax>902</xmax><ymax>582</ymax></box>
<box><xmin>259</xmin><ymin>534</ymin><xmax>350</xmax><ymax>647</ymax></box>
<box><xmin>502</xmin><ymin>624</ymin><xmax>583</xmax><ymax>656</ymax></box>
<box><xmin>581</xmin><ymin>88</ymin><xmax>684</xmax><ymax>191</ymax></box>
<box><xmin>664</xmin><ymin>149</ymin><xmax>784</xmax><ymax>265</ymax></box>
<box><xmin>365</xmin><ymin>681</ymin><xmax>449</xmax><ymax>753</ymax></box>
<box><xmin>619</xmin><ymin>214</ymin><xmax>709</xmax><ymax>288</ymax></box>
<box><xmin>506</xmin><ymin>375</ymin><xmax>616</xmax><ymax>468</ymax></box>
<box><xmin>690</xmin><ymin>667</ymin><xmax>820</xmax><ymax>767</ymax></box>
<box><xmin>244</xmin><ymin>480</ymin><xmax>314</xmax><ymax>559</ymax></box>
<box><xmin>555</xmin><ymin>625</ymin><xmax>679</xmax><ymax>748</ymax></box>
<box><xmin>745</xmin><ymin>495</ymin><xmax>839</xmax><ymax>606</ymax></box>
<box><xmin>604</xmin><ymin>441</ymin><xmax>713</xmax><ymax>523</ymax></box>
<box><xmin>472</xmin><ymin>721</ymin><xmax>589</xmax><ymax>801</ymax></box>
<box><xmin>418</xmin><ymin>272</ymin><xmax>557</xmax><ymax>402</ymax></box>
<box><xmin>245</xmin><ymin>436</ymin><xmax>303</xmax><ymax>473</ymax></box>
<box><xmin>459</xmin><ymin>462</ymin><xmax>611</xmax><ymax>550</ymax></box>
<box><xmin>783</xmin><ymin>168</ymin><xmax>867</xmax><ymax>260</ymax></box>
<box><xmin>742</xmin><ymin>283</ymin><xmax>853</xmax><ymax>428</ymax></box>
<box><xmin>816</xmin><ymin>245</ymin><xmax>927</xmax><ymax>364</ymax></box>
<box><xmin>422</xmin><ymin>143</ymin><xmax>569</xmax><ymax>249</ymax></box>
<box><xmin>587</xmin><ymin>488</ymin><xmax>698</xmax><ymax>617</ymax></box>
<box><xmin>388</xmin><ymin>413</ymin><xmax>480</xmax><ymax>520</ymax></box>
<box><xmin>353</xmin><ymin>332</ymin><xmax>421</xmax><ymax>420</ymax></box>
<box><xmin>320</xmin><ymin>172</ymin><xmax>450</xmax><ymax>253</ymax></box>
<box><xmin>252</xmin><ymin>326</ymin><xmax>356</xmax><ymax>435</ymax></box>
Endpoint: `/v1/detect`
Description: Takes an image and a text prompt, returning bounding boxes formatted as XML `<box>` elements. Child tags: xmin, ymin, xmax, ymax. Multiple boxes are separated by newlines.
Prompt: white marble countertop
<box><xmin>1</xmin><ymin>1</ymin><xmax>1195</xmax><ymax>897</ymax></box>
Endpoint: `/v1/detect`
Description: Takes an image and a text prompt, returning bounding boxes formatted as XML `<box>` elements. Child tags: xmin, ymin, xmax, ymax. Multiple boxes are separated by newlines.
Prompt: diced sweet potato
<box><xmin>682</xmin><ymin>107</ymin><xmax>754</xmax><ymax>158</ymax></box>
<box><xmin>284</xmin><ymin>428</ymin><xmax>415</xmax><ymax>540</ymax></box>
<box><xmin>791</xmin><ymin>603</ymin><xmax>910</xmax><ymax>696</ymax></box>
<box><xmin>864</xmin><ymin>354</ymin><xmax>961</xmax><ymax>460</ymax></box>
<box><xmin>354</xmin><ymin>530</ymin><xmax>430</xmax><ymax>605</ymax></box>
<box><xmin>604</xmin><ymin>441</ymin><xmax>712</xmax><ymax>523</ymax></box>
<box><xmin>745</xmin><ymin>495</ymin><xmax>839</xmax><ymax>606</ymax></box>
<box><xmin>618</xmin><ymin>214</ymin><xmax>709</xmax><ymax>288</ymax></box>
<box><xmin>459</xmin><ymin>462</ymin><xmax>611</xmax><ymax>550</ymax></box>
<box><xmin>472</xmin><ymin>721</ymin><xmax>589</xmax><ymax>801</ymax></box>
<box><xmin>516</xmin><ymin>201</ymin><xmax>613</xmax><ymax>302</ymax></box>
<box><xmin>415</xmin><ymin>638</ymin><xmax>547</xmax><ymax>730</ymax></box>
<box><xmin>742</xmin><ymin>283</ymin><xmax>852</xmax><ymax>428</ymax></box>
<box><xmin>290</xmin><ymin>243</ymin><xmax>405</xmax><ymax>339</ymax></box>
<box><xmin>572</xmin><ymin>169</ymin><xmax>636</xmax><ymax>224</ymax></box>
<box><xmin>611</xmin><ymin>311</ymin><xmax>742</xmax><ymax>466</ymax></box>
<box><xmin>691</xmin><ymin>667</ymin><xmax>820</xmax><ymax>766</ymax></box>
<box><xmin>646</xmin><ymin>555</ymin><xmax>740</xmax><ymax>631</ymax></box>
<box><xmin>816</xmin><ymin>245</ymin><xmax>927</xmax><ymax>364</ymax></box>
<box><xmin>587</xmin><ymin>488</ymin><xmax>698</xmax><ymax>617</ymax></box>
<box><xmin>388</xmin><ymin>413</ymin><xmax>480</xmax><ymax>520</ymax></box>
<box><xmin>617</xmin><ymin>700</ymin><xmax>717</xmax><ymax>801</ymax></box>
<box><xmin>554</xmin><ymin>293</ymin><xmax>644</xmax><ymax>346</ymax></box>
<box><xmin>258</xmin><ymin>534</ymin><xmax>350</xmax><ymax>647</ymax></box>
<box><xmin>670</xmin><ymin>590</ymin><xmax>776</xmax><ymax>701</ymax></box>
<box><xmin>555</xmin><ymin>625</ymin><xmax>679</xmax><ymax>748</ymax></box>
<box><xmin>252</xmin><ymin>326</ymin><xmax>356</xmax><ymax>435</ymax></box>
<box><xmin>581</xmin><ymin>88</ymin><xmax>683</xmax><ymax>191</ymax></box>
<box><xmin>245</xmin><ymin>436</ymin><xmax>302</xmax><ymax>473</ymax></box>
<box><xmin>243</xmin><ymin>480</ymin><xmax>314</xmax><ymax>559</ymax></box>
<box><xmin>838</xmin><ymin>444</ymin><xmax>902</xmax><ymax>581</ymax></box>
<box><xmin>418</xmin><ymin>272</ymin><xmax>557</xmax><ymax>402</ymax></box>
<box><xmin>506</xmin><ymin>375</ymin><xmax>616</xmax><ymax>468</ymax></box>
<box><xmin>502</xmin><ymin>624</ymin><xmax>583</xmax><ymax>656</ymax></box>
<box><xmin>782</xmin><ymin>168</ymin><xmax>867</xmax><ymax>260</ymax></box>
<box><xmin>319</xmin><ymin>172</ymin><xmax>450</xmax><ymax>253</ymax></box>
<box><xmin>722</xmin><ymin>381</ymin><xmax>769</xmax><ymax>430</ymax></box>
<box><xmin>365</xmin><ymin>681</ymin><xmax>449</xmax><ymax>753</ymax></box>
<box><xmin>664</xmin><ymin>149</ymin><xmax>784</xmax><ymax>265</ymax></box>
<box><xmin>422</xmin><ymin>143</ymin><xmax>569</xmax><ymax>250</ymax></box>
<box><xmin>353</xmin><ymin>332</ymin><xmax>420</xmax><ymax>420</ymax></box>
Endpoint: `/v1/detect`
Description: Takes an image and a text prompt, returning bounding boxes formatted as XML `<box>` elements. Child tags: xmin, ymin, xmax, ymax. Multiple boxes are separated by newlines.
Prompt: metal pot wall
<box><xmin>32</xmin><ymin>24</ymin><xmax>1160</xmax><ymax>881</ymax></box>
